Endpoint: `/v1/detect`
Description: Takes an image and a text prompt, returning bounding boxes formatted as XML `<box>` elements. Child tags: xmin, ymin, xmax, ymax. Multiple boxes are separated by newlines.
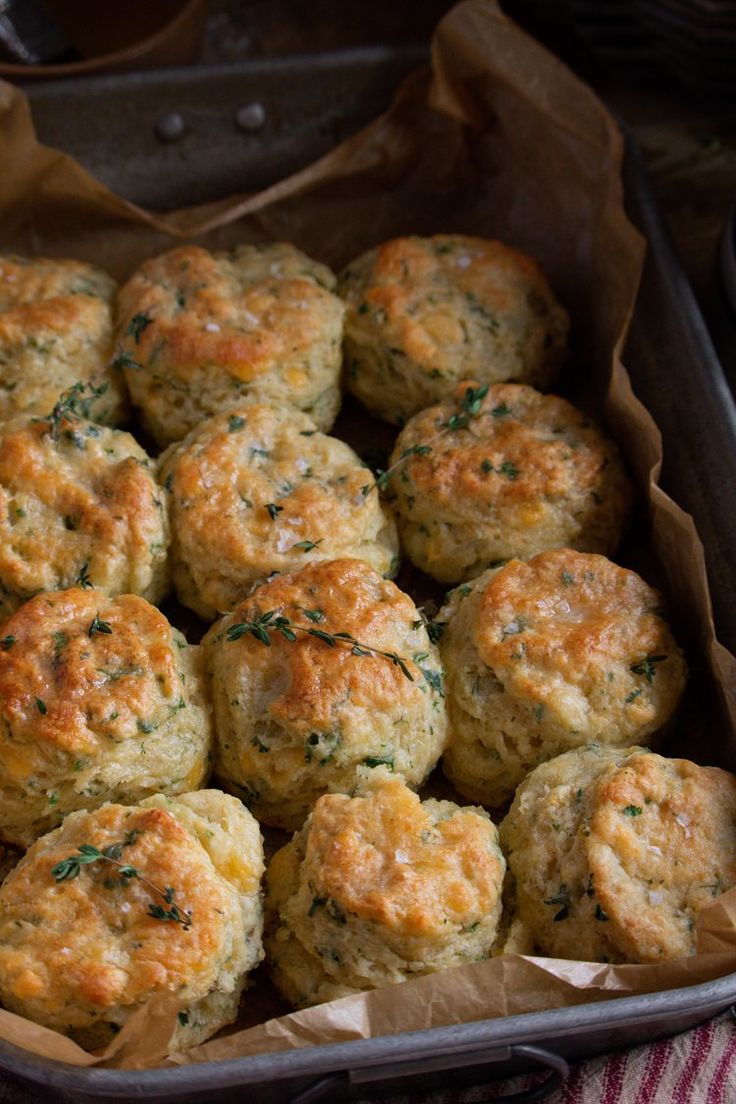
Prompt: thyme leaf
<box><xmin>629</xmin><ymin>654</ymin><xmax>667</xmax><ymax>684</ymax></box>
<box><xmin>88</xmin><ymin>613</ymin><xmax>113</xmax><ymax>637</ymax></box>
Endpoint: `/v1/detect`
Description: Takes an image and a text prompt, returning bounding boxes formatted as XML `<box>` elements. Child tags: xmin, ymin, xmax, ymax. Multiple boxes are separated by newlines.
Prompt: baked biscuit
<box><xmin>159</xmin><ymin>404</ymin><xmax>398</xmax><ymax>620</ymax></box>
<box><xmin>266</xmin><ymin>769</ymin><xmax>505</xmax><ymax>1007</ymax></box>
<box><xmin>0</xmin><ymin>588</ymin><xmax>212</xmax><ymax>846</ymax></box>
<box><xmin>204</xmin><ymin>558</ymin><xmax>447</xmax><ymax>829</ymax></box>
<box><xmin>339</xmin><ymin>235</ymin><xmax>569</xmax><ymax>424</ymax></box>
<box><xmin>0</xmin><ymin>412</ymin><xmax>170</xmax><ymax>618</ymax></box>
<box><xmin>116</xmin><ymin>243</ymin><xmax>344</xmax><ymax>446</ymax></box>
<box><xmin>387</xmin><ymin>382</ymin><xmax>633</xmax><ymax>582</ymax></box>
<box><xmin>0</xmin><ymin>255</ymin><xmax>125</xmax><ymax>424</ymax></box>
<box><xmin>499</xmin><ymin>745</ymin><xmax>736</xmax><ymax>964</ymax></box>
<box><xmin>0</xmin><ymin>792</ymin><xmax>264</xmax><ymax>1051</ymax></box>
<box><xmin>439</xmin><ymin>549</ymin><xmax>687</xmax><ymax>807</ymax></box>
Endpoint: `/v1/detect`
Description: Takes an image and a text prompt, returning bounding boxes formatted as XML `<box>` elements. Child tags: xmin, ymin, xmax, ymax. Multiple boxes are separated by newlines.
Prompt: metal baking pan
<box><xmin>0</xmin><ymin>48</ymin><xmax>733</xmax><ymax>1104</ymax></box>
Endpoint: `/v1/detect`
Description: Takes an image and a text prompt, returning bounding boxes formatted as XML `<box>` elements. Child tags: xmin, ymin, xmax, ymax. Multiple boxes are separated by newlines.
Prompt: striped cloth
<box><xmin>374</xmin><ymin>1012</ymin><xmax>736</xmax><ymax>1104</ymax></box>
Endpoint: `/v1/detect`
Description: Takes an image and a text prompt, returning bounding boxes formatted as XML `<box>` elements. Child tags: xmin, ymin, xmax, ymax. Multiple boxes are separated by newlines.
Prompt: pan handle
<box><xmin>290</xmin><ymin>1043</ymin><xmax>570</xmax><ymax>1103</ymax></box>
<box><xmin>494</xmin><ymin>1045</ymin><xmax>571</xmax><ymax>1101</ymax></box>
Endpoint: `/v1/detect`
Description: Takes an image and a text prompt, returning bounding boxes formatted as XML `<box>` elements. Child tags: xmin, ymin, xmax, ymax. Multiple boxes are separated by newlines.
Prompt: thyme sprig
<box><xmin>43</xmin><ymin>379</ymin><xmax>111</xmax><ymax>440</ymax></box>
<box><xmin>361</xmin><ymin>383</ymin><xmax>491</xmax><ymax>496</ymax></box>
<box><xmin>51</xmin><ymin>831</ymin><xmax>192</xmax><ymax>930</ymax></box>
<box><xmin>225</xmin><ymin>611</ymin><xmax>415</xmax><ymax>682</ymax></box>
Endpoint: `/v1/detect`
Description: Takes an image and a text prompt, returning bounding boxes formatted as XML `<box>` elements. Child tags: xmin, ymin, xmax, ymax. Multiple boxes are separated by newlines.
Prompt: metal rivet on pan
<box><xmin>154</xmin><ymin>112</ymin><xmax>186</xmax><ymax>143</ymax></box>
<box><xmin>236</xmin><ymin>102</ymin><xmax>266</xmax><ymax>132</ymax></box>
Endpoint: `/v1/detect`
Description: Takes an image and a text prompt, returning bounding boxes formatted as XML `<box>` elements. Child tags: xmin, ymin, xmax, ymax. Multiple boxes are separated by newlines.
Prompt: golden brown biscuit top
<box><xmin>207</xmin><ymin>558</ymin><xmax>443</xmax><ymax>730</ymax></box>
<box><xmin>0</xmin><ymin>415</ymin><xmax>164</xmax><ymax>595</ymax></box>
<box><xmin>0</xmin><ymin>253</ymin><xmax>115</xmax><ymax>311</ymax></box>
<box><xmin>471</xmin><ymin>549</ymin><xmax>681</xmax><ymax>705</ymax></box>
<box><xmin>0</xmin><ymin>256</ymin><xmax>114</xmax><ymax>354</ymax></box>
<box><xmin>304</xmin><ymin>774</ymin><xmax>502</xmax><ymax>937</ymax></box>
<box><xmin>162</xmin><ymin>405</ymin><xmax>386</xmax><ymax>582</ymax></box>
<box><xmin>0</xmin><ymin>589</ymin><xmax>186</xmax><ymax>774</ymax></box>
<box><xmin>588</xmin><ymin>752</ymin><xmax>736</xmax><ymax>955</ymax></box>
<box><xmin>341</xmin><ymin>235</ymin><xmax>567</xmax><ymax>373</ymax></box>
<box><xmin>0</xmin><ymin>803</ymin><xmax>231</xmax><ymax>1014</ymax></box>
<box><xmin>116</xmin><ymin>243</ymin><xmax>340</xmax><ymax>384</ymax></box>
<box><xmin>390</xmin><ymin>382</ymin><xmax>620</xmax><ymax>513</ymax></box>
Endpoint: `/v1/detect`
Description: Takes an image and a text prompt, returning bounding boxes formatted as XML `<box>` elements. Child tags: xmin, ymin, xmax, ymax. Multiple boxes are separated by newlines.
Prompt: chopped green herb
<box><xmin>362</xmin><ymin>755</ymin><xmax>395</xmax><ymax>770</ymax></box>
<box><xmin>265</xmin><ymin>503</ymin><xmax>283</xmax><ymax>520</ymax></box>
<box><xmin>498</xmin><ymin>460</ymin><xmax>519</xmax><ymax>480</ymax></box>
<box><xmin>594</xmin><ymin>904</ymin><xmax>609</xmax><ymax>922</ymax></box>
<box><xmin>228</xmin><ymin>415</ymin><xmax>246</xmax><ymax>431</ymax></box>
<box><xmin>127</xmin><ymin>313</ymin><xmax>152</xmax><ymax>343</ymax></box>
<box><xmin>421</xmin><ymin>668</ymin><xmax>444</xmax><ymax>696</ymax></box>
<box><xmin>35</xmin><ymin>697</ymin><xmax>47</xmax><ymax>715</ymax></box>
<box><xmin>0</xmin><ymin>636</ymin><xmax>15</xmax><ymax>651</ymax></box>
<box><xmin>560</xmin><ymin>571</ymin><xmax>575</xmax><ymax>586</ymax></box>
<box><xmin>623</xmin><ymin>805</ymin><xmax>643</xmax><ymax>817</ymax></box>
<box><xmin>426</xmin><ymin>620</ymin><xmax>445</xmax><ymax>644</ymax></box>
<box><xmin>292</xmin><ymin>539</ymin><xmax>323</xmax><ymax>553</ymax></box>
<box><xmin>544</xmin><ymin>885</ymin><xmax>571</xmax><ymax>922</ymax></box>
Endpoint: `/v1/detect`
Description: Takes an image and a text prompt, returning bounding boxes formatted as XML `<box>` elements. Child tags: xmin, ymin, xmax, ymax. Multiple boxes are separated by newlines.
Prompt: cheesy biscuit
<box><xmin>0</xmin><ymin>413</ymin><xmax>169</xmax><ymax>618</ymax></box>
<box><xmin>0</xmin><ymin>792</ymin><xmax>264</xmax><ymax>1051</ymax></box>
<box><xmin>0</xmin><ymin>588</ymin><xmax>212</xmax><ymax>845</ymax></box>
<box><xmin>116</xmin><ymin>243</ymin><xmax>344</xmax><ymax>445</ymax></box>
<box><xmin>204</xmin><ymin>558</ymin><xmax>447</xmax><ymax>829</ymax></box>
<box><xmin>0</xmin><ymin>255</ymin><xmax>125</xmax><ymax>424</ymax></box>
<box><xmin>339</xmin><ymin>235</ymin><xmax>568</xmax><ymax>424</ymax></box>
<box><xmin>500</xmin><ymin>746</ymin><xmax>736</xmax><ymax>963</ymax></box>
<box><xmin>387</xmin><ymin>382</ymin><xmax>633</xmax><ymax>583</ymax></box>
<box><xmin>439</xmin><ymin>549</ymin><xmax>687</xmax><ymax>807</ymax></box>
<box><xmin>266</xmin><ymin>770</ymin><xmax>505</xmax><ymax>1007</ymax></box>
<box><xmin>159</xmin><ymin>404</ymin><xmax>398</xmax><ymax>620</ymax></box>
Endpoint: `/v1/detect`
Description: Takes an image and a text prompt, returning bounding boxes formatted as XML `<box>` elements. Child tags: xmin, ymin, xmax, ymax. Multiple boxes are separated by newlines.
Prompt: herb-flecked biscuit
<box><xmin>0</xmin><ymin>791</ymin><xmax>264</xmax><ymax>1051</ymax></box>
<box><xmin>159</xmin><ymin>404</ymin><xmax>398</xmax><ymax>620</ymax></box>
<box><xmin>499</xmin><ymin>745</ymin><xmax>736</xmax><ymax>964</ymax></box>
<box><xmin>0</xmin><ymin>588</ymin><xmax>213</xmax><ymax>846</ymax></box>
<box><xmin>439</xmin><ymin>549</ymin><xmax>687</xmax><ymax>807</ymax></box>
<box><xmin>116</xmin><ymin>243</ymin><xmax>345</xmax><ymax>446</ymax></box>
<box><xmin>204</xmin><ymin>559</ymin><xmax>447</xmax><ymax>829</ymax></box>
<box><xmin>387</xmin><ymin>382</ymin><xmax>633</xmax><ymax>583</ymax></box>
<box><xmin>339</xmin><ymin>235</ymin><xmax>569</xmax><ymax>425</ymax></box>
<box><xmin>266</xmin><ymin>769</ymin><xmax>505</xmax><ymax>1007</ymax></box>
<box><xmin>0</xmin><ymin>255</ymin><xmax>126</xmax><ymax>424</ymax></box>
<box><xmin>0</xmin><ymin>414</ymin><xmax>169</xmax><ymax>618</ymax></box>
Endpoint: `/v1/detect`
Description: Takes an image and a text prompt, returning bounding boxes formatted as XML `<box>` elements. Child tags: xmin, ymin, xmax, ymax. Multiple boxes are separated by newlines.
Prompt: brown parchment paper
<box><xmin>0</xmin><ymin>0</ymin><xmax>735</xmax><ymax>1073</ymax></box>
